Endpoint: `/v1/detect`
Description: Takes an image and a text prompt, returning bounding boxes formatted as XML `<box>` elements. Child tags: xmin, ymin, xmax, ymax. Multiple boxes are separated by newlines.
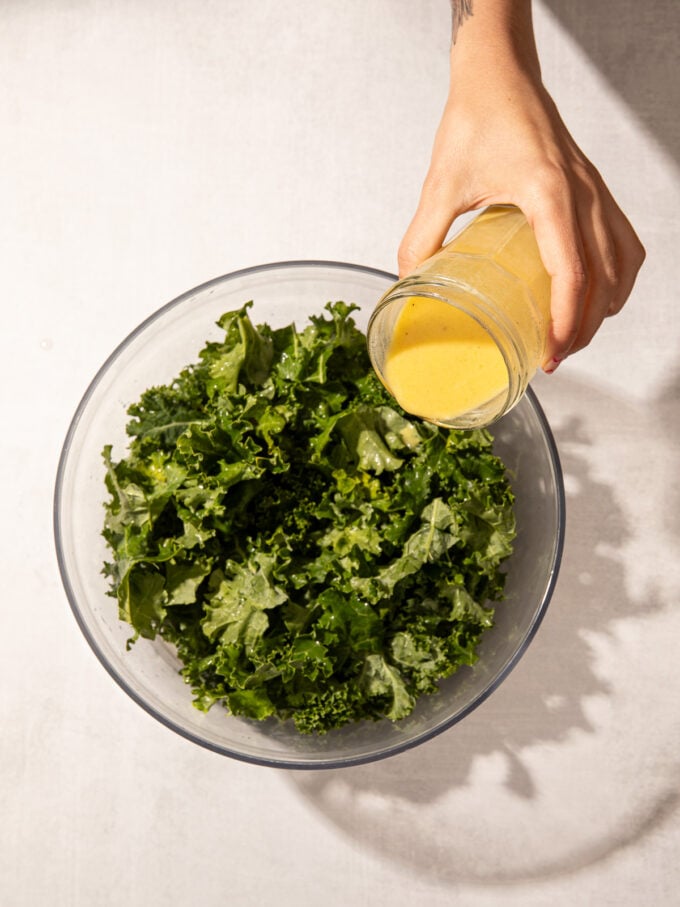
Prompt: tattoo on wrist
<box><xmin>451</xmin><ymin>0</ymin><xmax>473</xmax><ymax>43</ymax></box>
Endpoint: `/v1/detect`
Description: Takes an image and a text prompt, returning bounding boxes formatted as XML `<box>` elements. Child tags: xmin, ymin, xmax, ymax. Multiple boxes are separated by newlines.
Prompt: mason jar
<box><xmin>367</xmin><ymin>205</ymin><xmax>551</xmax><ymax>429</ymax></box>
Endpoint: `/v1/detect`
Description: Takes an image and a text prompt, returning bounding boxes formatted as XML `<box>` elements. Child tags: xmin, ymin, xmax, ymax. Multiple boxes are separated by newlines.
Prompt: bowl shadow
<box><xmin>287</xmin><ymin>370</ymin><xmax>680</xmax><ymax>883</ymax></box>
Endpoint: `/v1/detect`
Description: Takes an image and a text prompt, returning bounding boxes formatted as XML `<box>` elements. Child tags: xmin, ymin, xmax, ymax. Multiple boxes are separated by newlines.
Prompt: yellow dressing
<box><xmin>383</xmin><ymin>297</ymin><xmax>509</xmax><ymax>423</ymax></box>
<box><xmin>370</xmin><ymin>207</ymin><xmax>552</xmax><ymax>427</ymax></box>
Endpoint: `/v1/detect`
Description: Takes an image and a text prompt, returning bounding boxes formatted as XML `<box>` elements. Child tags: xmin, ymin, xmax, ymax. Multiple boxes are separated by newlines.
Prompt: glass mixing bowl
<box><xmin>54</xmin><ymin>261</ymin><xmax>565</xmax><ymax>769</ymax></box>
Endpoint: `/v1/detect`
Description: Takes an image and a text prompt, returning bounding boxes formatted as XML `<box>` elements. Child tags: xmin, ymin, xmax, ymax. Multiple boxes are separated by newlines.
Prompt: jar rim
<box><xmin>367</xmin><ymin>284</ymin><xmax>531</xmax><ymax>429</ymax></box>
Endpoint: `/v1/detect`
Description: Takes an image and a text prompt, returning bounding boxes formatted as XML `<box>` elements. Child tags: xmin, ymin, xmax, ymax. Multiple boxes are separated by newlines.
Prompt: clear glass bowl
<box><xmin>54</xmin><ymin>261</ymin><xmax>565</xmax><ymax>770</ymax></box>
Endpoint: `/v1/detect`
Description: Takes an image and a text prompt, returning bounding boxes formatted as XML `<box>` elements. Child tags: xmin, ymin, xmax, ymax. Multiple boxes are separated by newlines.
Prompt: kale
<box><xmin>102</xmin><ymin>301</ymin><xmax>515</xmax><ymax>734</ymax></box>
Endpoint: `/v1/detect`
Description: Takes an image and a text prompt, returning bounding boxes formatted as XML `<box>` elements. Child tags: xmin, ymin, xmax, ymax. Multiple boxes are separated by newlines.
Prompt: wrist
<box><xmin>448</xmin><ymin>1</ymin><xmax>541</xmax><ymax>83</ymax></box>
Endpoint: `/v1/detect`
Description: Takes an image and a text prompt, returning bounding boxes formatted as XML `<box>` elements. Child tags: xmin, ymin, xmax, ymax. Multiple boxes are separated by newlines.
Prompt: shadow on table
<box><xmin>288</xmin><ymin>370</ymin><xmax>680</xmax><ymax>883</ymax></box>
<box><xmin>541</xmin><ymin>0</ymin><xmax>680</xmax><ymax>163</ymax></box>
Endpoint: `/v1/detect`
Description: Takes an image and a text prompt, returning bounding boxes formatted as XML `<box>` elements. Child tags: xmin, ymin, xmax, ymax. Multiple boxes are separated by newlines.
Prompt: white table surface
<box><xmin>3</xmin><ymin>2</ymin><xmax>679</xmax><ymax>905</ymax></box>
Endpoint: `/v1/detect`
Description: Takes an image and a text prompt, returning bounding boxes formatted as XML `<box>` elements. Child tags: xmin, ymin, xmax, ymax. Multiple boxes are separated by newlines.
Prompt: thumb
<box><xmin>397</xmin><ymin>180</ymin><xmax>467</xmax><ymax>278</ymax></box>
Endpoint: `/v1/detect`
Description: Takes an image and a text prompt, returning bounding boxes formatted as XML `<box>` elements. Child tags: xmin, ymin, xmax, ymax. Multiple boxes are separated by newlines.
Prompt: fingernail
<box><xmin>543</xmin><ymin>357</ymin><xmax>563</xmax><ymax>375</ymax></box>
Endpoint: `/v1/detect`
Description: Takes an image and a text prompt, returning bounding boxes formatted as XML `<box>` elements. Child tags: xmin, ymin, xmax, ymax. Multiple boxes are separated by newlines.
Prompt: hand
<box><xmin>399</xmin><ymin>5</ymin><xmax>645</xmax><ymax>372</ymax></box>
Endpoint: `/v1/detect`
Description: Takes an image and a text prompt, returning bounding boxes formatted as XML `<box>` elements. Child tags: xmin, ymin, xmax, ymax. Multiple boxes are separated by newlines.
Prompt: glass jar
<box><xmin>367</xmin><ymin>205</ymin><xmax>551</xmax><ymax>429</ymax></box>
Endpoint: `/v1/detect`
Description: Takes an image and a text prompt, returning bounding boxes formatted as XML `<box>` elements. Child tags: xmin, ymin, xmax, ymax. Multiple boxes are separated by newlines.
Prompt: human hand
<box><xmin>398</xmin><ymin>3</ymin><xmax>645</xmax><ymax>372</ymax></box>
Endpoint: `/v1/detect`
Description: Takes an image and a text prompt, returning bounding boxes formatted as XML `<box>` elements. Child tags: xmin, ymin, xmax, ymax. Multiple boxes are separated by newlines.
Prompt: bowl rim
<box><xmin>53</xmin><ymin>259</ymin><xmax>565</xmax><ymax>770</ymax></box>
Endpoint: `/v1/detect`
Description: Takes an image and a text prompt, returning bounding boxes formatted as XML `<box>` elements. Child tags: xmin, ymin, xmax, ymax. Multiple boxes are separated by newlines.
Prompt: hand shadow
<box><xmin>540</xmin><ymin>0</ymin><xmax>680</xmax><ymax>162</ymax></box>
<box><xmin>288</xmin><ymin>370</ymin><xmax>680</xmax><ymax>884</ymax></box>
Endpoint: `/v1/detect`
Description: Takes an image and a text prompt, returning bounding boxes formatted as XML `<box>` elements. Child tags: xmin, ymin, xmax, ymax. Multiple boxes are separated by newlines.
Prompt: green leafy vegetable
<box><xmin>102</xmin><ymin>301</ymin><xmax>515</xmax><ymax>733</ymax></box>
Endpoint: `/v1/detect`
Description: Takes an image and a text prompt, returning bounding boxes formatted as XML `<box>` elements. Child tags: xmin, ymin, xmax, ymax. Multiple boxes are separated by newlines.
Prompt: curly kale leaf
<box><xmin>102</xmin><ymin>301</ymin><xmax>516</xmax><ymax>733</ymax></box>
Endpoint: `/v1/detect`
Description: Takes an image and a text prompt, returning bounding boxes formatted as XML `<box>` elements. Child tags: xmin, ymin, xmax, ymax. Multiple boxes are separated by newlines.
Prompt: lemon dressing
<box><xmin>368</xmin><ymin>206</ymin><xmax>552</xmax><ymax>429</ymax></box>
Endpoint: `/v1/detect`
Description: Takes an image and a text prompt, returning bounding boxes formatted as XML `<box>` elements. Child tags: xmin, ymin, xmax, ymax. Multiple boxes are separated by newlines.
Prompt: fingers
<box><xmin>561</xmin><ymin>178</ymin><xmax>645</xmax><ymax>358</ymax></box>
<box><xmin>603</xmin><ymin>202</ymin><xmax>646</xmax><ymax>316</ymax></box>
<box><xmin>561</xmin><ymin>186</ymin><xmax>618</xmax><ymax>357</ymax></box>
<box><xmin>397</xmin><ymin>113</ymin><xmax>473</xmax><ymax>277</ymax></box>
<box><xmin>397</xmin><ymin>176</ymin><xmax>465</xmax><ymax>278</ymax></box>
<box><xmin>528</xmin><ymin>167</ymin><xmax>645</xmax><ymax>373</ymax></box>
<box><xmin>526</xmin><ymin>190</ymin><xmax>587</xmax><ymax>369</ymax></box>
